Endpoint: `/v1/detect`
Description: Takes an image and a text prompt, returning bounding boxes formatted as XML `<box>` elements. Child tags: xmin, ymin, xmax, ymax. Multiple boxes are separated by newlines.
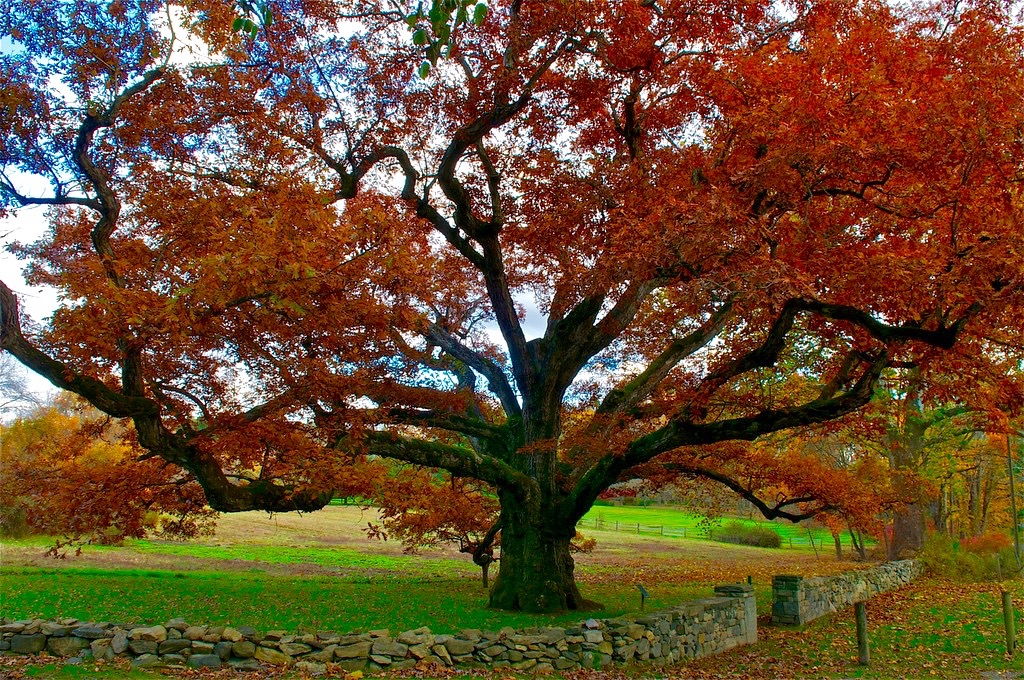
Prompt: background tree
<box><xmin>366</xmin><ymin>467</ymin><xmax>504</xmax><ymax>586</ymax></box>
<box><xmin>0</xmin><ymin>353</ymin><xmax>41</xmax><ymax>417</ymax></box>
<box><xmin>2</xmin><ymin>0</ymin><xmax>1023</xmax><ymax>612</ymax></box>
<box><xmin>0</xmin><ymin>395</ymin><xmax>217</xmax><ymax>548</ymax></box>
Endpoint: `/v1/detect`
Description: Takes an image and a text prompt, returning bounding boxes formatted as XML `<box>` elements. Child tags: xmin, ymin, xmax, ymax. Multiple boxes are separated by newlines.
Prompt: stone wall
<box><xmin>0</xmin><ymin>584</ymin><xmax>756</xmax><ymax>674</ymax></box>
<box><xmin>771</xmin><ymin>560</ymin><xmax>923</xmax><ymax>625</ymax></box>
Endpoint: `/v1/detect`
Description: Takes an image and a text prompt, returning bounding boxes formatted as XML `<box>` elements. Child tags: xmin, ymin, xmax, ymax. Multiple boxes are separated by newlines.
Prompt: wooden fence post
<box><xmin>1004</xmin><ymin>590</ymin><xmax>1016</xmax><ymax>656</ymax></box>
<box><xmin>855</xmin><ymin>602</ymin><xmax>869</xmax><ymax>666</ymax></box>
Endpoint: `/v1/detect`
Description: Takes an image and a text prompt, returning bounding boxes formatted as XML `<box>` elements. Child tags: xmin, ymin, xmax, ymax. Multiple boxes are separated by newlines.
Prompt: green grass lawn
<box><xmin>580</xmin><ymin>503</ymin><xmax>869</xmax><ymax>551</ymax></box>
<box><xmin>0</xmin><ymin>564</ymin><xmax>718</xmax><ymax>633</ymax></box>
<box><xmin>96</xmin><ymin>539</ymin><xmax>468</xmax><ymax>577</ymax></box>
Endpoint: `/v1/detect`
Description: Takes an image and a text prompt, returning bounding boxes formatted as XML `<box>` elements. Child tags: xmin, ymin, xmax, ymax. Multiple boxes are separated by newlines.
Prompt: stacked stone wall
<box><xmin>771</xmin><ymin>560</ymin><xmax>923</xmax><ymax>625</ymax></box>
<box><xmin>0</xmin><ymin>584</ymin><xmax>756</xmax><ymax>673</ymax></box>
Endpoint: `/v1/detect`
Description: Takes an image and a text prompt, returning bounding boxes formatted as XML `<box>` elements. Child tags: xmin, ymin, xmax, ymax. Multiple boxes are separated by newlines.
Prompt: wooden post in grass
<box><xmin>1003</xmin><ymin>590</ymin><xmax>1016</xmax><ymax>656</ymax></box>
<box><xmin>1007</xmin><ymin>432</ymin><xmax>1021</xmax><ymax>568</ymax></box>
<box><xmin>855</xmin><ymin>602</ymin><xmax>869</xmax><ymax>665</ymax></box>
<box><xmin>807</xmin><ymin>527</ymin><xmax>820</xmax><ymax>558</ymax></box>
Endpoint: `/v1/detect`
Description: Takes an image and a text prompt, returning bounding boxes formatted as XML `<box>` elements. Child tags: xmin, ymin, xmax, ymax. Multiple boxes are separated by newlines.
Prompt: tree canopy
<box><xmin>1</xmin><ymin>0</ymin><xmax>1022</xmax><ymax>611</ymax></box>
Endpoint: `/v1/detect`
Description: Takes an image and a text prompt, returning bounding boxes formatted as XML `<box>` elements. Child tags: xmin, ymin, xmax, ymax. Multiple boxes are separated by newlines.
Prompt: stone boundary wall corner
<box><xmin>771</xmin><ymin>559</ymin><xmax>923</xmax><ymax>626</ymax></box>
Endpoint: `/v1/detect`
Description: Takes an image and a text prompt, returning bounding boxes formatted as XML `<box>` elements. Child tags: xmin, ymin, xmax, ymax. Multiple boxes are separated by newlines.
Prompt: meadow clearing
<box><xmin>0</xmin><ymin>505</ymin><xmax>1021</xmax><ymax>678</ymax></box>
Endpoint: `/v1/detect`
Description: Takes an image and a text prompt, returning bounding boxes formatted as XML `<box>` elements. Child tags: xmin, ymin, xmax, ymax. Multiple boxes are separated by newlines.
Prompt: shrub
<box><xmin>0</xmin><ymin>503</ymin><xmax>30</xmax><ymax>539</ymax></box>
<box><xmin>961</xmin><ymin>532</ymin><xmax>1012</xmax><ymax>555</ymax></box>
<box><xmin>920</xmin><ymin>532</ymin><xmax>1021</xmax><ymax>581</ymax></box>
<box><xmin>712</xmin><ymin>521</ymin><xmax>782</xmax><ymax>548</ymax></box>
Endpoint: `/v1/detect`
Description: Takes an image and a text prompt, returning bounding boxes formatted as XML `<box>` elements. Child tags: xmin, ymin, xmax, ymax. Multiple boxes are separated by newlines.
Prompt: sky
<box><xmin>0</xmin><ymin>8</ymin><xmax>555</xmax><ymax>412</ymax></box>
<box><xmin>0</xmin><ymin>201</ymin><xmax>59</xmax><ymax>402</ymax></box>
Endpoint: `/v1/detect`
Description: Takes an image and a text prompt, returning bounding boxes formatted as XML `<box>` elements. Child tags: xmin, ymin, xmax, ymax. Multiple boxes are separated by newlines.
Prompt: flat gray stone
<box><xmin>71</xmin><ymin>626</ymin><xmax>108</xmax><ymax>639</ymax></box>
<box><xmin>371</xmin><ymin>639</ymin><xmax>409</xmax><ymax>658</ymax></box>
<box><xmin>111</xmin><ymin>632</ymin><xmax>129</xmax><ymax>654</ymax></box>
<box><xmin>444</xmin><ymin>638</ymin><xmax>476</xmax><ymax>656</ymax></box>
<box><xmin>233</xmin><ymin>640</ymin><xmax>257</xmax><ymax>658</ymax></box>
<box><xmin>46</xmin><ymin>636</ymin><xmax>90</xmax><ymax>657</ymax></box>
<box><xmin>228</xmin><ymin>658</ymin><xmax>263</xmax><ymax>672</ymax></box>
<box><xmin>130</xmin><ymin>625</ymin><xmax>167</xmax><ymax>642</ymax></box>
<box><xmin>165</xmin><ymin>618</ymin><xmax>189</xmax><ymax>631</ymax></box>
<box><xmin>41</xmin><ymin>622</ymin><xmax>72</xmax><ymax>636</ymax></box>
<box><xmin>90</xmin><ymin>638</ymin><xmax>115</xmax><ymax>661</ymax></box>
<box><xmin>187</xmin><ymin>653</ymin><xmax>223</xmax><ymax>668</ymax></box>
<box><xmin>11</xmin><ymin>634</ymin><xmax>47</xmax><ymax>654</ymax></box>
<box><xmin>183</xmin><ymin>626</ymin><xmax>207</xmax><ymax>640</ymax></box>
<box><xmin>131</xmin><ymin>653</ymin><xmax>163</xmax><ymax>668</ymax></box>
<box><xmin>221</xmin><ymin>627</ymin><xmax>244</xmax><ymax>642</ymax></box>
<box><xmin>158</xmin><ymin>639</ymin><xmax>192</xmax><ymax>654</ymax></box>
<box><xmin>335</xmin><ymin>640</ymin><xmax>372</xmax><ymax>659</ymax></box>
<box><xmin>254</xmin><ymin>645</ymin><xmax>291</xmax><ymax>665</ymax></box>
<box><xmin>279</xmin><ymin>642</ymin><xmax>312</xmax><ymax>656</ymax></box>
<box><xmin>129</xmin><ymin>640</ymin><xmax>158</xmax><ymax>655</ymax></box>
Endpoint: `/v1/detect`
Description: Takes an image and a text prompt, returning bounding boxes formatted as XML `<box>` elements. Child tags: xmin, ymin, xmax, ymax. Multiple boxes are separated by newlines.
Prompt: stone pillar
<box><xmin>714</xmin><ymin>583</ymin><xmax>757</xmax><ymax>644</ymax></box>
<box><xmin>771</xmin><ymin>575</ymin><xmax>804</xmax><ymax>625</ymax></box>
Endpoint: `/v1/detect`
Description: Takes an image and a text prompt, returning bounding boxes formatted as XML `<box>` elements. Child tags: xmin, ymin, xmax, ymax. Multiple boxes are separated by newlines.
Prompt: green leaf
<box><xmin>412</xmin><ymin>29</ymin><xmax>428</xmax><ymax>45</ymax></box>
<box><xmin>405</xmin><ymin>13</ymin><xmax>419</xmax><ymax>27</ymax></box>
<box><xmin>263</xmin><ymin>7</ymin><xmax>273</xmax><ymax>25</ymax></box>
<box><xmin>473</xmin><ymin>3</ymin><xmax>488</xmax><ymax>25</ymax></box>
<box><xmin>242</xmin><ymin>18</ymin><xmax>254</xmax><ymax>33</ymax></box>
<box><xmin>455</xmin><ymin>5</ymin><xmax>468</xmax><ymax>25</ymax></box>
<box><xmin>232</xmin><ymin>17</ymin><xmax>245</xmax><ymax>31</ymax></box>
<box><xmin>418</xmin><ymin>60</ymin><xmax>431</xmax><ymax>79</ymax></box>
<box><xmin>249</xmin><ymin>25</ymin><xmax>259</xmax><ymax>38</ymax></box>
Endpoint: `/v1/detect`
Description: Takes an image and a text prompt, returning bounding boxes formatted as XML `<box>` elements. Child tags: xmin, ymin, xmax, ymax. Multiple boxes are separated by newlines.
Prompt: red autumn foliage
<box><xmin>960</xmin><ymin>532</ymin><xmax>1012</xmax><ymax>555</ymax></box>
<box><xmin>1</xmin><ymin>0</ymin><xmax>1022</xmax><ymax>611</ymax></box>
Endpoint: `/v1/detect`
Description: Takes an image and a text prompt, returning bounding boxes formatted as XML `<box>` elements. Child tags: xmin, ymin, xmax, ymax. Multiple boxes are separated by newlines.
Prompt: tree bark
<box><xmin>487</xmin><ymin>492</ymin><xmax>600</xmax><ymax>613</ymax></box>
<box><xmin>888</xmin><ymin>503</ymin><xmax>925</xmax><ymax>559</ymax></box>
<box><xmin>886</xmin><ymin>368</ymin><xmax>928</xmax><ymax>558</ymax></box>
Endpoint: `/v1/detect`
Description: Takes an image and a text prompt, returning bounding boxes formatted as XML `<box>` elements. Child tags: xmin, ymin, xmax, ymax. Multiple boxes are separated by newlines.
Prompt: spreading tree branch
<box><xmin>364</xmin><ymin>431</ymin><xmax>536</xmax><ymax>495</ymax></box>
<box><xmin>424</xmin><ymin>322</ymin><xmax>522</xmax><ymax>418</ymax></box>
<box><xmin>663</xmin><ymin>463</ymin><xmax>831</xmax><ymax>521</ymax></box>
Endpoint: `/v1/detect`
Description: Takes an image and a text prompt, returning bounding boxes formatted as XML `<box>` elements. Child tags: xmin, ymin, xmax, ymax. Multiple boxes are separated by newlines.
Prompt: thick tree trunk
<box><xmin>487</xmin><ymin>495</ymin><xmax>600</xmax><ymax>613</ymax></box>
<box><xmin>888</xmin><ymin>503</ymin><xmax>926</xmax><ymax>559</ymax></box>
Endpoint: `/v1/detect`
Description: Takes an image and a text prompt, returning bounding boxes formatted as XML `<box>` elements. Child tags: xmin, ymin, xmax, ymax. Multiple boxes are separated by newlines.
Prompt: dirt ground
<box><xmin>0</xmin><ymin>505</ymin><xmax>865</xmax><ymax>582</ymax></box>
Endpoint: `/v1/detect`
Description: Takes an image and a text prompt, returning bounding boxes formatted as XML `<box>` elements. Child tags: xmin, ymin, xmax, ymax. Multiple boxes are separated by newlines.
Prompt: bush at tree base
<box><xmin>712</xmin><ymin>521</ymin><xmax>782</xmax><ymax>549</ymax></box>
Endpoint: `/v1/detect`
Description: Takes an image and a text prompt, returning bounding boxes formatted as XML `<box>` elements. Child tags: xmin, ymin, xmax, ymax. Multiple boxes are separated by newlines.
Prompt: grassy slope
<box><xmin>1</xmin><ymin>506</ymin><xmax>1019</xmax><ymax>678</ymax></box>
<box><xmin>581</xmin><ymin>504</ymin><xmax>867</xmax><ymax>551</ymax></box>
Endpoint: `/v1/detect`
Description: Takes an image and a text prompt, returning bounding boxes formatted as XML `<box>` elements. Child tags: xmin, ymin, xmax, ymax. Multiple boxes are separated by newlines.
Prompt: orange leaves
<box><xmin>367</xmin><ymin>465</ymin><xmax>500</xmax><ymax>553</ymax></box>
<box><xmin>0</xmin><ymin>397</ymin><xmax>217</xmax><ymax>547</ymax></box>
<box><xmin>1</xmin><ymin>0</ymin><xmax>1023</xmax><ymax>589</ymax></box>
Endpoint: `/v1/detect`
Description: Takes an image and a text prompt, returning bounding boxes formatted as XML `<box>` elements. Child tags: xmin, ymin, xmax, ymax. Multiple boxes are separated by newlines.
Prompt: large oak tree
<box><xmin>1</xmin><ymin>0</ymin><xmax>1022</xmax><ymax>612</ymax></box>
